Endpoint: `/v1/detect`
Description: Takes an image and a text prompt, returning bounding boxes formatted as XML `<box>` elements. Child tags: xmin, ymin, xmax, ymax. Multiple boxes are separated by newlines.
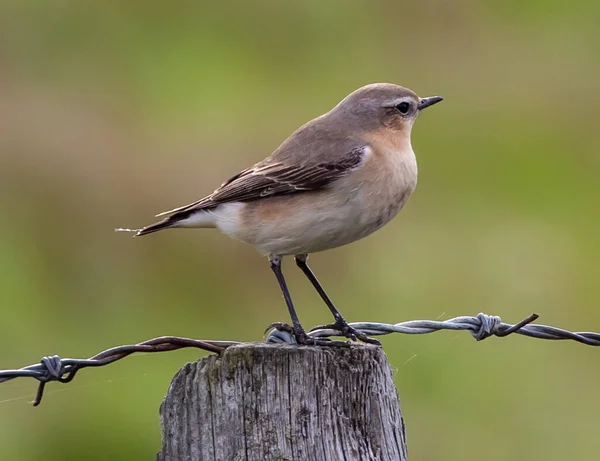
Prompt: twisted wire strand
<box><xmin>2</xmin><ymin>313</ymin><xmax>599</xmax><ymax>406</ymax></box>
<box><xmin>0</xmin><ymin>337</ymin><xmax>240</xmax><ymax>406</ymax></box>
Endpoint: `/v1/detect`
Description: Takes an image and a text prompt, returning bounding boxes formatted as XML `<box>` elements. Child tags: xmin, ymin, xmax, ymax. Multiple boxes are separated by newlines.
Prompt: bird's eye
<box><xmin>395</xmin><ymin>102</ymin><xmax>411</xmax><ymax>114</ymax></box>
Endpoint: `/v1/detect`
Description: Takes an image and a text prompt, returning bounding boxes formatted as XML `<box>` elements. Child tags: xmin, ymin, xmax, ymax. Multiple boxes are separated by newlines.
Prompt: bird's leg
<box><xmin>295</xmin><ymin>254</ymin><xmax>381</xmax><ymax>346</ymax></box>
<box><xmin>268</xmin><ymin>255</ymin><xmax>320</xmax><ymax>345</ymax></box>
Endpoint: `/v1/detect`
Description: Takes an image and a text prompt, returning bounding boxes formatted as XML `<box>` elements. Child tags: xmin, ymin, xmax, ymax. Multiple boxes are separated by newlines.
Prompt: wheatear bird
<box><xmin>124</xmin><ymin>83</ymin><xmax>442</xmax><ymax>345</ymax></box>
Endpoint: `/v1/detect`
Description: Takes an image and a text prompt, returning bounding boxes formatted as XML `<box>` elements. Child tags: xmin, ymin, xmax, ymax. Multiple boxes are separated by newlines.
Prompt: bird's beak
<box><xmin>418</xmin><ymin>96</ymin><xmax>443</xmax><ymax>111</ymax></box>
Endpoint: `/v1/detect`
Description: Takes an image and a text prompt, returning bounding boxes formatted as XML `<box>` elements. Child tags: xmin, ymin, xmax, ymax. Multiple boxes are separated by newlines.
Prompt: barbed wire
<box><xmin>2</xmin><ymin>312</ymin><xmax>599</xmax><ymax>406</ymax></box>
<box><xmin>0</xmin><ymin>337</ymin><xmax>240</xmax><ymax>406</ymax></box>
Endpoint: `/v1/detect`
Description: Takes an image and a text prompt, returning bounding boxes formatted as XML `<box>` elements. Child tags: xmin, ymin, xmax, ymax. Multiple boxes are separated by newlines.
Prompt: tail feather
<box><xmin>135</xmin><ymin>218</ymin><xmax>177</xmax><ymax>237</ymax></box>
<box><xmin>116</xmin><ymin>203</ymin><xmax>219</xmax><ymax>237</ymax></box>
<box><xmin>129</xmin><ymin>207</ymin><xmax>216</xmax><ymax>237</ymax></box>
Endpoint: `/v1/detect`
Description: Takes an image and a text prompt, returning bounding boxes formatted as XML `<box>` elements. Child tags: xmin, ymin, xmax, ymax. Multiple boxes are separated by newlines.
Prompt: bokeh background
<box><xmin>1</xmin><ymin>1</ymin><xmax>599</xmax><ymax>460</ymax></box>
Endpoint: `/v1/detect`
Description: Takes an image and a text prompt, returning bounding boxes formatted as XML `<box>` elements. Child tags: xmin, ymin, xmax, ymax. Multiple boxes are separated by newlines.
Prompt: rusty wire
<box><xmin>0</xmin><ymin>337</ymin><xmax>240</xmax><ymax>406</ymax></box>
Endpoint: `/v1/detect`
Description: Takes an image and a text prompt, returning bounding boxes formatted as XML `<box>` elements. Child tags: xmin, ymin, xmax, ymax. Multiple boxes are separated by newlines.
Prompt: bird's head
<box><xmin>333</xmin><ymin>83</ymin><xmax>443</xmax><ymax>133</ymax></box>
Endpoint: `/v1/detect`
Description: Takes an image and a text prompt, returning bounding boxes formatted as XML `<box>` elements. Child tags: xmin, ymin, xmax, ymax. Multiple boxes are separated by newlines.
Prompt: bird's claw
<box><xmin>265</xmin><ymin>322</ymin><xmax>336</xmax><ymax>346</ymax></box>
<box><xmin>264</xmin><ymin>322</ymin><xmax>294</xmax><ymax>336</ymax></box>
<box><xmin>310</xmin><ymin>319</ymin><xmax>381</xmax><ymax>346</ymax></box>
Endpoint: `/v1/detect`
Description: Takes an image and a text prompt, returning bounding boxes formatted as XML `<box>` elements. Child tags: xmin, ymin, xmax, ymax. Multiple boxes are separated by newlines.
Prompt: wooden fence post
<box><xmin>157</xmin><ymin>343</ymin><xmax>408</xmax><ymax>461</ymax></box>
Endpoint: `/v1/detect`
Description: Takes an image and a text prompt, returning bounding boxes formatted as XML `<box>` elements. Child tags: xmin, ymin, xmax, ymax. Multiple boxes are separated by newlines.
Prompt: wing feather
<box><xmin>157</xmin><ymin>146</ymin><xmax>367</xmax><ymax>218</ymax></box>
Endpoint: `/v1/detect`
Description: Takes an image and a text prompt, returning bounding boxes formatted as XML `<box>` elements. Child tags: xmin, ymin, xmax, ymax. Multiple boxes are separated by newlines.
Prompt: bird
<box><xmin>120</xmin><ymin>83</ymin><xmax>442</xmax><ymax>345</ymax></box>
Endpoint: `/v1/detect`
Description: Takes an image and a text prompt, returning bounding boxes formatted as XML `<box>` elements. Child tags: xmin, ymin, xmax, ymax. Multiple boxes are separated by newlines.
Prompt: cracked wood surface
<box><xmin>157</xmin><ymin>343</ymin><xmax>407</xmax><ymax>461</ymax></box>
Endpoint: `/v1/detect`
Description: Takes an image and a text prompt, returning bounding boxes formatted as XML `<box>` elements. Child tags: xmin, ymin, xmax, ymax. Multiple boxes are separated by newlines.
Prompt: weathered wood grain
<box><xmin>157</xmin><ymin>343</ymin><xmax>407</xmax><ymax>461</ymax></box>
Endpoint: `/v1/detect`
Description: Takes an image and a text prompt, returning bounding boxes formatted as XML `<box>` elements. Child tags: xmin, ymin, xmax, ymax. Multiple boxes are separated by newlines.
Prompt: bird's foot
<box><xmin>265</xmin><ymin>322</ymin><xmax>343</xmax><ymax>346</ymax></box>
<box><xmin>310</xmin><ymin>319</ymin><xmax>381</xmax><ymax>346</ymax></box>
<box><xmin>264</xmin><ymin>321</ymin><xmax>294</xmax><ymax>335</ymax></box>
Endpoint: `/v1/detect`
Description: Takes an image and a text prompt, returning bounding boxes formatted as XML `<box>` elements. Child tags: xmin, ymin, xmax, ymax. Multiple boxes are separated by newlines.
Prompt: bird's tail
<box><xmin>115</xmin><ymin>208</ymin><xmax>215</xmax><ymax>237</ymax></box>
<box><xmin>135</xmin><ymin>218</ymin><xmax>177</xmax><ymax>236</ymax></box>
<box><xmin>114</xmin><ymin>217</ymin><xmax>176</xmax><ymax>237</ymax></box>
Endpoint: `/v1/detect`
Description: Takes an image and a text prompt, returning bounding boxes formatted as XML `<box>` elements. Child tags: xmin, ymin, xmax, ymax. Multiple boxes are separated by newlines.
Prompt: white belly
<box><xmin>265</xmin><ymin>189</ymin><xmax>410</xmax><ymax>255</ymax></box>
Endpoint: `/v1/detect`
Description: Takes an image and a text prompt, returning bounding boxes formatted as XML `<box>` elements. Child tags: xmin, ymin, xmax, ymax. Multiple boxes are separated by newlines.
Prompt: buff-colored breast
<box><xmin>227</xmin><ymin>138</ymin><xmax>418</xmax><ymax>256</ymax></box>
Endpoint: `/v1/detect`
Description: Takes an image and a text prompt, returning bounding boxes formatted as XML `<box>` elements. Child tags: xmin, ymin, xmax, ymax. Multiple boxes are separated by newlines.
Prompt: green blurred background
<box><xmin>1</xmin><ymin>1</ymin><xmax>599</xmax><ymax>460</ymax></box>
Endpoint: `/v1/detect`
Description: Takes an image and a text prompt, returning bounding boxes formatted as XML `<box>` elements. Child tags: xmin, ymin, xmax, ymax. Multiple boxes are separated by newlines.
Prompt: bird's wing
<box><xmin>156</xmin><ymin>146</ymin><xmax>367</xmax><ymax>217</ymax></box>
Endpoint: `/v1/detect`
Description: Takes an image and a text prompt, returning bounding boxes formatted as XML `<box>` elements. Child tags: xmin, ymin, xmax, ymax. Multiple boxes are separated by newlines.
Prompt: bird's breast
<box><xmin>346</xmin><ymin>145</ymin><xmax>417</xmax><ymax>234</ymax></box>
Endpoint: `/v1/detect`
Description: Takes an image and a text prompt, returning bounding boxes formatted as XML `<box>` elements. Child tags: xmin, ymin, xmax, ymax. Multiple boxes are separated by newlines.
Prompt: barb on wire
<box><xmin>305</xmin><ymin>312</ymin><xmax>600</xmax><ymax>346</ymax></box>
<box><xmin>0</xmin><ymin>337</ymin><xmax>240</xmax><ymax>406</ymax></box>
<box><xmin>2</xmin><ymin>312</ymin><xmax>600</xmax><ymax>406</ymax></box>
